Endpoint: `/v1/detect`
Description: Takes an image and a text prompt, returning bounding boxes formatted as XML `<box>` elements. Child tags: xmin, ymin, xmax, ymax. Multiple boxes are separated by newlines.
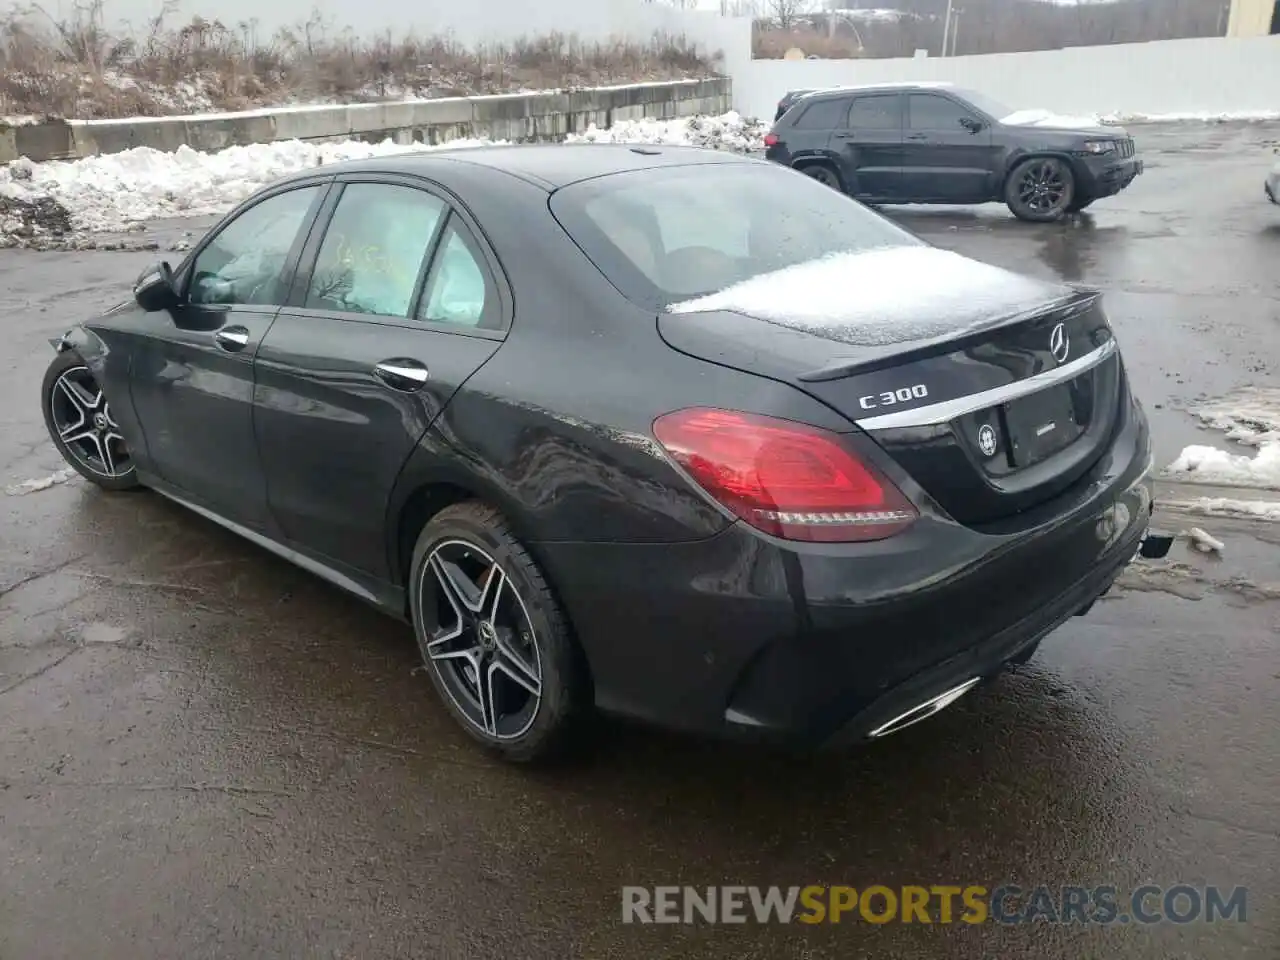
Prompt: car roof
<box><xmin>281</xmin><ymin>142</ymin><xmax>761</xmax><ymax>192</ymax></box>
<box><xmin>796</xmin><ymin>81</ymin><xmax>958</xmax><ymax>100</ymax></box>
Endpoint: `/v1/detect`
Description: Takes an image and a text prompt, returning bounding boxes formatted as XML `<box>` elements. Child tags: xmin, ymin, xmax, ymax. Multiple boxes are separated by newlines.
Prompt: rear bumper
<box><xmin>538</xmin><ymin>396</ymin><xmax>1154</xmax><ymax>747</ymax></box>
<box><xmin>1078</xmin><ymin>155</ymin><xmax>1143</xmax><ymax>199</ymax></box>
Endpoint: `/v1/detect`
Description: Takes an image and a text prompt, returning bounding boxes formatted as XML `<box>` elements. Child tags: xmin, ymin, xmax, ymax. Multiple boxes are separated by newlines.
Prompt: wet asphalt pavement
<box><xmin>2</xmin><ymin>122</ymin><xmax>1279</xmax><ymax>959</ymax></box>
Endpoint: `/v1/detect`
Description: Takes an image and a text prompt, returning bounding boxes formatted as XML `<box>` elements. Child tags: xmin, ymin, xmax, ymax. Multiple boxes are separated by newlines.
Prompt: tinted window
<box><xmin>417</xmin><ymin>222</ymin><xmax>501</xmax><ymax>330</ymax></box>
<box><xmin>847</xmin><ymin>95</ymin><xmax>901</xmax><ymax>130</ymax></box>
<box><xmin>908</xmin><ymin>94</ymin><xmax>975</xmax><ymax>130</ymax></box>
<box><xmin>306</xmin><ymin>183</ymin><xmax>446</xmax><ymax>317</ymax></box>
<box><xmin>793</xmin><ymin>97</ymin><xmax>852</xmax><ymax>129</ymax></box>
<box><xmin>189</xmin><ymin>186</ymin><xmax>320</xmax><ymax>307</ymax></box>
<box><xmin>549</xmin><ymin>163</ymin><xmax>921</xmax><ymax>308</ymax></box>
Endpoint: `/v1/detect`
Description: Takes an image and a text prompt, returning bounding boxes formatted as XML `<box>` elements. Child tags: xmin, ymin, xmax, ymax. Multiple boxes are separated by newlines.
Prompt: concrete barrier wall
<box><xmin>0</xmin><ymin>78</ymin><xmax>732</xmax><ymax>163</ymax></box>
<box><xmin>733</xmin><ymin>36</ymin><xmax>1280</xmax><ymax>121</ymax></box>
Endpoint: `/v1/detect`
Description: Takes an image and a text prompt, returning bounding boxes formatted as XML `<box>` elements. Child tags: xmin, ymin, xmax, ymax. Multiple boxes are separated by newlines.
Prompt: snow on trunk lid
<box><xmin>667</xmin><ymin>246</ymin><xmax>1073</xmax><ymax>349</ymax></box>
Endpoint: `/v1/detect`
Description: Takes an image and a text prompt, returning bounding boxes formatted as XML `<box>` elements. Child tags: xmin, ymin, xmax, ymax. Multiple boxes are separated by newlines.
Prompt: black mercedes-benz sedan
<box><xmin>41</xmin><ymin>143</ymin><xmax>1166</xmax><ymax>762</ymax></box>
<box><xmin>764</xmin><ymin>82</ymin><xmax>1143</xmax><ymax>221</ymax></box>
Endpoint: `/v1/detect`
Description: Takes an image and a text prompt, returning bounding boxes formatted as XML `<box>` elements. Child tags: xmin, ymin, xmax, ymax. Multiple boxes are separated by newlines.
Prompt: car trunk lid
<box><xmin>658</xmin><ymin>245</ymin><xmax>1123</xmax><ymax>526</ymax></box>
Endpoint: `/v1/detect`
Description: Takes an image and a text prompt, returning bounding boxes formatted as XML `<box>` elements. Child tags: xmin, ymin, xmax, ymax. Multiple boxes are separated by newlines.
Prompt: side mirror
<box><xmin>961</xmin><ymin>117</ymin><xmax>985</xmax><ymax>134</ymax></box>
<box><xmin>133</xmin><ymin>261</ymin><xmax>180</xmax><ymax>311</ymax></box>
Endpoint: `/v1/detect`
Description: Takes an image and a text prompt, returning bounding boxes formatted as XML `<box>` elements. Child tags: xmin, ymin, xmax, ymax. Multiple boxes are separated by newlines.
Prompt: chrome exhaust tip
<box><xmin>867</xmin><ymin>676</ymin><xmax>982</xmax><ymax>740</ymax></box>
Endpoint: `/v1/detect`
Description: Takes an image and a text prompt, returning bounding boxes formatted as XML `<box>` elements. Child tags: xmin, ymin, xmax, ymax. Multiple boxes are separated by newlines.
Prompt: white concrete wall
<box><xmin>733</xmin><ymin>35</ymin><xmax>1280</xmax><ymax>120</ymax></box>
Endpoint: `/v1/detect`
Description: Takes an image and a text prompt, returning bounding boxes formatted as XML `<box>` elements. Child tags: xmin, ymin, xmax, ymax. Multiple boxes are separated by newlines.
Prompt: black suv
<box><xmin>764</xmin><ymin>83</ymin><xmax>1143</xmax><ymax>222</ymax></box>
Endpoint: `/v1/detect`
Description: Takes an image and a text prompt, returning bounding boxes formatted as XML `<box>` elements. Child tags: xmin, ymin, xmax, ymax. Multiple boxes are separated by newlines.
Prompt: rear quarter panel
<box><xmin>391</xmin><ymin>171</ymin><xmax>857</xmax><ymax>546</ymax></box>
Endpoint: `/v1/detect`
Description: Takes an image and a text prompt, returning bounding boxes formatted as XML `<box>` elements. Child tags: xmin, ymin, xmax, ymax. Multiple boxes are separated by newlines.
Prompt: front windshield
<box><xmin>549</xmin><ymin>161</ymin><xmax>922</xmax><ymax>309</ymax></box>
<box><xmin>952</xmin><ymin>87</ymin><xmax>1017</xmax><ymax>120</ymax></box>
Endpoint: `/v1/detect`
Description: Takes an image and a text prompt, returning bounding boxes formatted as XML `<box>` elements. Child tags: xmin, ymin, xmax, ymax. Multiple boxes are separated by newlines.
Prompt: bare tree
<box><xmin>766</xmin><ymin>0</ymin><xmax>807</xmax><ymax>30</ymax></box>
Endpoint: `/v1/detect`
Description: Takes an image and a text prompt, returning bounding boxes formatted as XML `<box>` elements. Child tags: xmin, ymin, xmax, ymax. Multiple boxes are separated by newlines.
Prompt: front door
<box><xmin>253</xmin><ymin>179</ymin><xmax>507</xmax><ymax>580</ymax></box>
<box><xmin>128</xmin><ymin>182</ymin><xmax>329</xmax><ymax>527</ymax></box>
<box><xmin>899</xmin><ymin>92</ymin><xmax>997</xmax><ymax>202</ymax></box>
<box><xmin>833</xmin><ymin>92</ymin><xmax>904</xmax><ymax>200</ymax></box>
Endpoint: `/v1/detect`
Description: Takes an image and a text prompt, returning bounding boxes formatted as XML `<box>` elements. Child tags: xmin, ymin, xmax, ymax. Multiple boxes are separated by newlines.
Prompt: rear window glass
<box><xmin>548</xmin><ymin>162</ymin><xmax>920</xmax><ymax>309</ymax></box>
<box><xmin>793</xmin><ymin>97</ymin><xmax>851</xmax><ymax>129</ymax></box>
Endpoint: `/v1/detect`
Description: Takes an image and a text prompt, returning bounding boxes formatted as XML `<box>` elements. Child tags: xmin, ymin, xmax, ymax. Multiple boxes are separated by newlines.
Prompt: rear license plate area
<box><xmin>1003</xmin><ymin>383</ymin><xmax>1085</xmax><ymax>467</ymax></box>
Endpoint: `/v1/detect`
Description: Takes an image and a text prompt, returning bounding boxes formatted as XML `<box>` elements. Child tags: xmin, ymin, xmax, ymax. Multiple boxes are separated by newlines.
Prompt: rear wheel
<box><xmin>41</xmin><ymin>351</ymin><xmax>140</xmax><ymax>491</ymax></box>
<box><xmin>408</xmin><ymin>502</ymin><xmax>588</xmax><ymax>763</ymax></box>
<box><xmin>1005</xmin><ymin>157</ymin><xmax>1075</xmax><ymax>222</ymax></box>
<box><xmin>798</xmin><ymin>162</ymin><xmax>842</xmax><ymax>191</ymax></box>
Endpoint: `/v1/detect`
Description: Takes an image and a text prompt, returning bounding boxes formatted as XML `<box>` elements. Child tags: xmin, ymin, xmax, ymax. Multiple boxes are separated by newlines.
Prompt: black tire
<box><xmin>798</xmin><ymin>162</ymin><xmax>843</xmax><ymax>191</ymax></box>
<box><xmin>1005</xmin><ymin>157</ymin><xmax>1076</xmax><ymax>222</ymax></box>
<box><xmin>408</xmin><ymin>501</ymin><xmax>588</xmax><ymax>763</ymax></box>
<box><xmin>40</xmin><ymin>350</ymin><xmax>141</xmax><ymax>491</ymax></box>
<box><xmin>1066</xmin><ymin>196</ymin><xmax>1095</xmax><ymax>213</ymax></box>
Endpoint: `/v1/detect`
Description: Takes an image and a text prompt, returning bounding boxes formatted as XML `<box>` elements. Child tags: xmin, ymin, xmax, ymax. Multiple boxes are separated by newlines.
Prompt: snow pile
<box><xmin>0</xmin><ymin>111</ymin><xmax>768</xmax><ymax>241</ymax></box>
<box><xmin>566</xmin><ymin>111</ymin><xmax>767</xmax><ymax>152</ymax></box>
<box><xmin>0</xmin><ymin>136</ymin><xmax>494</xmax><ymax>237</ymax></box>
<box><xmin>1163</xmin><ymin>497</ymin><xmax>1280</xmax><ymax>523</ymax></box>
<box><xmin>1099</xmin><ymin>109</ymin><xmax>1280</xmax><ymax>124</ymax></box>
<box><xmin>1002</xmin><ymin>109</ymin><xmax>1111</xmax><ymax>131</ymax></box>
<box><xmin>1163</xmin><ymin>387</ymin><xmax>1280</xmax><ymax>490</ymax></box>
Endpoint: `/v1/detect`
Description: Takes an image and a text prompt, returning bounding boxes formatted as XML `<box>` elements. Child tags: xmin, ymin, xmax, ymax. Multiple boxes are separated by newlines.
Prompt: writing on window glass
<box><xmin>306</xmin><ymin>184</ymin><xmax>445</xmax><ymax>318</ymax></box>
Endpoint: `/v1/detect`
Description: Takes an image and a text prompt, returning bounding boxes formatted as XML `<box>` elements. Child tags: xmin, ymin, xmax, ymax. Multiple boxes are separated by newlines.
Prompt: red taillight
<box><xmin>652</xmin><ymin>408</ymin><xmax>917</xmax><ymax>543</ymax></box>
<box><xmin>763</xmin><ymin>132</ymin><xmax>780</xmax><ymax>147</ymax></box>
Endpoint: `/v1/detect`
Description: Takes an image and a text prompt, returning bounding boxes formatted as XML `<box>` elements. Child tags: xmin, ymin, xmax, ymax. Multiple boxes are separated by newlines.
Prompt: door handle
<box><xmin>374</xmin><ymin>359</ymin><xmax>429</xmax><ymax>392</ymax></box>
<box><xmin>214</xmin><ymin>326</ymin><xmax>250</xmax><ymax>352</ymax></box>
<box><xmin>833</xmin><ymin>133</ymin><xmax>855</xmax><ymax>140</ymax></box>
<box><xmin>906</xmin><ymin>133</ymin><xmax>928</xmax><ymax>140</ymax></box>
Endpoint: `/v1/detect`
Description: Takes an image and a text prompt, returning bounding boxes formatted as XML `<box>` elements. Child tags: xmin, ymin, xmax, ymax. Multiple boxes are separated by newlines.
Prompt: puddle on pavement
<box><xmin>78</xmin><ymin>621</ymin><xmax>130</xmax><ymax>645</ymax></box>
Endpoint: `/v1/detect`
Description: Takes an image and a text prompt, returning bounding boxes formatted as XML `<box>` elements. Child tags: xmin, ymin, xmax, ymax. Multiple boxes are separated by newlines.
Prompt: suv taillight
<box><xmin>763</xmin><ymin>132</ymin><xmax>779</xmax><ymax>147</ymax></box>
<box><xmin>652</xmin><ymin>408</ymin><xmax>917</xmax><ymax>543</ymax></box>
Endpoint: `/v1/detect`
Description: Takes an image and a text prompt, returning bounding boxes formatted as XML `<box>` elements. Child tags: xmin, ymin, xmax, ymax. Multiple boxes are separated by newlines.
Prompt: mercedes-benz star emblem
<box><xmin>977</xmin><ymin>423</ymin><xmax>998</xmax><ymax>457</ymax></box>
<box><xmin>1049</xmin><ymin>322</ymin><xmax>1070</xmax><ymax>364</ymax></box>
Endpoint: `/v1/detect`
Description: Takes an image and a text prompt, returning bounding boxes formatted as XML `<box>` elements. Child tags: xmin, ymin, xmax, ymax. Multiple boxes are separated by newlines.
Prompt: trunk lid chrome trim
<box><xmin>857</xmin><ymin>337</ymin><xmax>1118</xmax><ymax>431</ymax></box>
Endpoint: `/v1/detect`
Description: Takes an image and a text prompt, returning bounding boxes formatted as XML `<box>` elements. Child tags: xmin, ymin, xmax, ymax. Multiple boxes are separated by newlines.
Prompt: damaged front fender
<box><xmin>48</xmin><ymin>325</ymin><xmax>106</xmax><ymax>362</ymax></box>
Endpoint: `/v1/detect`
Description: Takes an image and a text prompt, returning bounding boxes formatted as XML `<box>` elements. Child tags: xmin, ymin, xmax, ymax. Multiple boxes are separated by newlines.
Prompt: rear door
<box><xmin>252</xmin><ymin>176</ymin><xmax>508</xmax><ymax>580</ymax></box>
<box><xmin>899</xmin><ymin>92</ymin><xmax>997</xmax><ymax>202</ymax></box>
<box><xmin>832</xmin><ymin>92</ymin><xmax>905</xmax><ymax>199</ymax></box>
<box><xmin>782</xmin><ymin>94</ymin><xmax>850</xmax><ymax>162</ymax></box>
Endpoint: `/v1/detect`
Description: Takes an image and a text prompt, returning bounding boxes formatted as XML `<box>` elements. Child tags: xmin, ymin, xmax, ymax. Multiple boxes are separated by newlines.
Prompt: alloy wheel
<box><xmin>1017</xmin><ymin>160</ymin><xmax>1069</xmax><ymax>215</ymax></box>
<box><xmin>417</xmin><ymin>539</ymin><xmax>543</xmax><ymax>740</ymax></box>
<box><xmin>804</xmin><ymin>165</ymin><xmax>839</xmax><ymax>188</ymax></box>
<box><xmin>48</xmin><ymin>365</ymin><xmax>133</xmax><ymax>479</ymax></box>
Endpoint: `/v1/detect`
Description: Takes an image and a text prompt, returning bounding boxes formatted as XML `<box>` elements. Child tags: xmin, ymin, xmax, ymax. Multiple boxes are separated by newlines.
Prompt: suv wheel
<box><xmin>1005</xmin><ymin>157</ymin><xmax>1075</xmax><ymax>222</ymax></box>
<box><xmin>799</xmin><ymin>163</ymin><xmax>842</xmax><ymax>190</ymax></box>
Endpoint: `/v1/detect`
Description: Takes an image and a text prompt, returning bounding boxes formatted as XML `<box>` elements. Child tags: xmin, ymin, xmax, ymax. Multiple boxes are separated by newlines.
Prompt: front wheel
<box><xmin>408</xmin><ymin>502</ymin><xmax>589</xmax><ymax>763</ymax></box>
<box><xmin>1005</xmin><ymin>157</ymin><xmax>1075</xmax><ymax>222</ymax></box>
<box><xmin>41</xmin><ymin>350</ymin><xmax>140</xmax><ymax>491</ymax></box>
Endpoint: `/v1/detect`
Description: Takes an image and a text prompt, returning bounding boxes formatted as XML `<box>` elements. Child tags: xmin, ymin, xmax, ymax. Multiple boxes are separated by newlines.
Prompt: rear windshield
<box><xmin>548</xmin><ymin>162</ymin><xmax>921</xmax><ymax>310</ymax></box>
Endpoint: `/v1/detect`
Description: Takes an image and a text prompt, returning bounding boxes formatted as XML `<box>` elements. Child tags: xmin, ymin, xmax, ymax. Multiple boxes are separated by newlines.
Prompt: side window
<box><xmin>189</xmin><ymin>186</ymin><xmax>321</xmax><ymax>307</ymax></box>
<box><xmin>417</xmin><ymin>220</ymin><xmax>501</xmax><ymax>330</ymax></box>
<box><xmin>908</xmin><ymin>94</ymin><xmax>975</xmax><ymax>131</ymax></box>
<box><xmin>306</xmin><ymin>183</ymin><xmax>446</xmax><ymax>318</ymax></box>
<box><xmin>847</xmin><ymin>95</ymin><xmax>901</xmax><ymax>130</ymax></box>
<box><xmin>793</xmin><ymin>97</ymin><xmax>852</xmax><ymax>130</ymax></box>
